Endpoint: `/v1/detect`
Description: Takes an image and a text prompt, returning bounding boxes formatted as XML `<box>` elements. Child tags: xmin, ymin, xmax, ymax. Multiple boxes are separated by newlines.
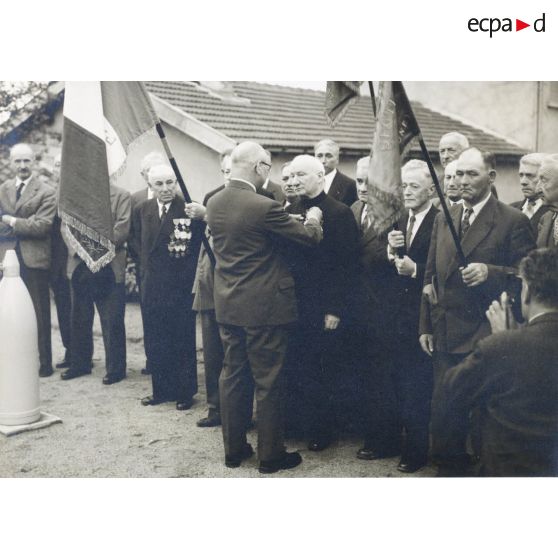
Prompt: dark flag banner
<box><xmin>60</xmin><ymin>81</ymin><xmax>159</xmax><ymax>272</ymax></box>
<box><xmin>367</xmin><ymin>81</ymin><xmax>420</xmax><ymax>235</ymax></box>
<box><xmin>325</xmin><ymin>81</ymin><xmax>362</xmax><ymax>127</ymax></box>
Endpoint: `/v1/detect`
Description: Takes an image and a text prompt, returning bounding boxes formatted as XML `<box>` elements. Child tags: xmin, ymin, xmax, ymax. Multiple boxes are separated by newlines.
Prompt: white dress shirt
<box><xmin>463</xmin><ymin>192</ymin><xmax>492</xmax><ymax>227</ymax></box>
<box><xmin>324</xmin><ymin>169</ymin><xmax>337</xmax><ymax>194</ymax></box>
<box><xmin>406</xmin><ymin>202</ymin><xmax>432</xmax><ymax>247</ymax></box>
<box><xmin>156</xmin><ymin>199</ymin><xmax>171</xmax><ymax>219</ymax></box>
<box><xmin>521</xmin><ymin>197</ymin><xmax>543</xmax><ymax>219</ymax></box>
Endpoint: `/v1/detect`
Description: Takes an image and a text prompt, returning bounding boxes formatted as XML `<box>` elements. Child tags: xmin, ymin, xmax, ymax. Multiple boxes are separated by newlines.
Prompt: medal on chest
<box><xmin>168</xmin><ymin>217</ymin><xmax>192</xmax><ymax>258</ymax></box>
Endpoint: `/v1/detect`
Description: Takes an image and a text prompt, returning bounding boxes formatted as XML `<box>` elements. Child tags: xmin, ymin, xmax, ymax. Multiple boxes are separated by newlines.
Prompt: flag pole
<box><xmin>367</xmin><ymin>81</ymin><xmax>377</xmax><ymax>118</ymax></box>
<box><xmin>155</xmin><ymin>122</ymin><xmax>216</xmax><ymax>267</ymax></box>
<box><xmin>416</xmin><ymin>133</ymin><xmax>467</xmax><ymax>267</ymax></box>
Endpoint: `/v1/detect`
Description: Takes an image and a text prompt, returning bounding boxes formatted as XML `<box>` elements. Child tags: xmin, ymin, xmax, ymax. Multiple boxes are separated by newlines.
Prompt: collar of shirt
<box><xmin>230</xmin><ymin>178</ymin><xmax>257</xmax><ymax>192</ymax></box>
<box><xmin>147</xmin><ymin>187</ymin><xmax>154</xmax><ymax>200</ymax></box>
<box><xmin>522</xmin><ymin>197</ymin><xmax>543</xmax><ymax>213</ymax></box>
<box><xmin>407</xmin><ymin>202</ymin><xmax>432</xmax><ymax>243</ymax></box>
<box><xmin>323</xmin><ymin>168</ymin><xmax>337</xmax><ymax>194</ymax></box>
<box><xmin>16</xmin><ymin>175</ymin><xmax>33</xmax><ymax>193</ymax></box>
<box><xmin>449</xmin><ymin>198</ymin><xmax>463</xmax><ymax>207</ymax></box>
<box><xmin>156</xmin><ymin>199</ymin><xmax>171</xmax><ymax>217</ymax></box>
<box><xmin>463</xmin><ymin>192</ymin><xmax>492</xmax><ymax>225</ymax></box>
<box><xmin>529</xmin><ymin>310</ymin><xmax>555</xmax><ymax>324</ymax></box>
<box><xmin>262</xmin><ymin>178</ymin><xmax>270</xmax><ymax>190</ymax></box>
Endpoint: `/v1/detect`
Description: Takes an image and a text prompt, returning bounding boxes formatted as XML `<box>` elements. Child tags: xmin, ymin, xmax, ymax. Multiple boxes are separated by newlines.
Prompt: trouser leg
<box><xmin>245</xmin><ymin>325</ymin><xmax>288</xmax><ymax>462</ymax></box>
<box><xmin>50</xmin><ymin>274</ymin><xmax>72</xmax><ymax>358</ymax></box>
<box><xmin>218</xmin><ymin>324</ymin><xmax>254</xmax><ymax>458</ymax></box>
<box><xmin>70</xmin><ymin>265</ymin><xmax>94</xmax><ymax>373</ymax></box>
<box><xmin>200</xmin><ymin>310</ymin><xmax>224</xmax><ymax>415</ymax></box>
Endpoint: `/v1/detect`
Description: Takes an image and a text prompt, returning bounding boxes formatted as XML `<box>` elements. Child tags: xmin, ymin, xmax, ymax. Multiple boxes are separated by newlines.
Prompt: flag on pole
<box><xmin>60</xmin><ymin>81</ymin><xmax>159</xmax><ymax>272</ymax></box>
<box><xmin>325</xmin><ymin>81</ymin><xmax>362</xmax><ymax>127</ymax></box>
<box><xmin>367</xmin><ymin>81</ymin><xmax>420</xmax><ymax>235</ymax></box>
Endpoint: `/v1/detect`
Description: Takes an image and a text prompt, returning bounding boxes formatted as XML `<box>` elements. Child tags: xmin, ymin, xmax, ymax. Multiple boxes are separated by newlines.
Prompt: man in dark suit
<box><xmin>131</xmin><ymin>164</ymin><xmax>202</xmax><ymax>410</ymax></box>
<box><xmin>350</xmin><ymin>156</ymin><xmax>400</xmax><ymax>462</ymax></box>
<box><xmin>419</xmin><ymin>147</ymin><xmax>536</xmax><ymax>473</ymax></box>
<box><xmin>49</xmin><ymin>153</ymin><xmax>72</xmax><ymax>369</ymax></box>
<box><xmin>284</xmin><ymin>154</ymin><xmax>360</xmax><ymax>451</ymax></box>
<box><xmin>0</xmin><ymin>143</ymin><xmax>56</xmax><ymax>377</ymax></box>
<box><xmin>384</xmin><ymin>160</ymin><xmax>438</xmax><ymax>473</ymax></box>
<box><xmin>129</xmin><ymin>151</ymin><xmax>166</xmax><ymax>375</ymax></box>
<box><xmin>536</xmin><ymin>156</ymin><xmax>558</xmax><ymax>249</ymax></box>
<box><xmin>432</xmin><ymin>248</ymin><xmax>558</xmax><ymax>476</ymax></box>
<box><xmin>443</xmin><ymin>160</ymin><xmax>462</xmax><ymax>207</ymax></box>
<box><xmin>62</xmin><ymin>185</ymin><xmax>131</xmax><ymax>385</ymax></box>
<box><xmin>438</xmin><ymin>131</ymin><xmax>469</xmax><ymax>169</ymax></box>
<box><xmin>511</xmin><ymin>153</ymin><xmax>549</xmax><ymax>235</ymax></box>
<box><xmin>314</xmin><ymin>139</ymin><xmax>357</xmax><ymax>206</ymax></box>
<box><xmin>206</xmin><ymin>142</ymin><xmax>323</xmax><ymax>474</ymax></box>
<box><xmin>262</xmin><ymin>150</ymin><xmax>286</xmax><ymax>203</ymax></box>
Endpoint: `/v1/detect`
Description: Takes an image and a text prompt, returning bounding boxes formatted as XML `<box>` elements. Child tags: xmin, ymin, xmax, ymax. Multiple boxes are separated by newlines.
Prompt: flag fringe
<box><xmin>60</xmin><ymin>211</ymin><xmax>116</xmax><ymax>273</ymax></box>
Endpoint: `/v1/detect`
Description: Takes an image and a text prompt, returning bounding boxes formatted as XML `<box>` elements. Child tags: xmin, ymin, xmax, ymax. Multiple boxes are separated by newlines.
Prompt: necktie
<box><xmin>461</xmin><ymin>207</ymin><xmax>473</xmax><ymax>238</ymax></box>
<box><xmin>406</xmin><ymin>214</ymin><xmax>416</xmax><ymax>248</ymax></box>
<box><xmin>160</xmin><ymin>205</ymin><xmax>167</xmax><ymax>221</ymax></box>
<box><xmin>361</xmin><ymin>206</ymin><xmax>370</xmax><ymax>231</ymax></box>
<box><xmin>16</xmin><ymin>182</ymin><xmax>24</xmax><ymax>202</ymax></box>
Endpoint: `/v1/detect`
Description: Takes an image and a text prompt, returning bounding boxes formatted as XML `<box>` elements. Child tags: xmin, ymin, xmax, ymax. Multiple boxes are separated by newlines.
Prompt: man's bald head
<box><xmin>289</xmin><ymin>155</ymin><xmax>325</xmax><ymax>199</ymax></box>
<box><xmin>10</xmin><ymin>143</ymin><xmax>35</xmax><ymax>181</ymax></box>
<box><xmin>230</xmin><ymin>141</ymin><xmax>271</xmax><ymax>188</ymax></box>
<box><xmin>537</xmin><ymin>158</ymin><xmax>558</xmax><ymax>208</ymax></box>
<box><xmin>439</xmin><ymin>132</ymin><xmax>469</xmax><ymax>168</ymax></box>
<box><xmin>148</xmin><ymin>164</ymin><xmax>177</xmax><ymax>204</ymax></box>
<box><xmin>140</xmin><ymin>151</ymin><xmax>166</xmax><ymax>182</ymax></box>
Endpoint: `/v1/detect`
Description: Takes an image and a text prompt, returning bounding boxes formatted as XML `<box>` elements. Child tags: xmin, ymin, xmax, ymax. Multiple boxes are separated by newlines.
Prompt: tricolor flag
<box><xmin>60</xmin><ymin>81</ymin><xmax>159</xmax><ymax>272</ymax></box>
<box><xmin>325</xmin><ymin>81</ymin><xmax>363</xmax><ymax>127</ymax></box>
<box><xmin>367</xmin><ymin>81</ymin><xmax>420</xmax><ymax>235</ymax></box>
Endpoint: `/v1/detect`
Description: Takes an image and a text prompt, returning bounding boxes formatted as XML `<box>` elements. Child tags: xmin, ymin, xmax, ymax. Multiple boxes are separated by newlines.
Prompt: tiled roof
<box><xmin>144</xmin><ymin>81</ymin><xmax>525</xmax><ymax>158</ymax></box>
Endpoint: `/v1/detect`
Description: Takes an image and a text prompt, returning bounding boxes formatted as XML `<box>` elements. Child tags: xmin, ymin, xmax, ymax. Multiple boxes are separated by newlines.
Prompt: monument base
<box><xmin>0</xmin><ymin>412</ymin><xmax>62</xmax><ymax>437</ymax></box>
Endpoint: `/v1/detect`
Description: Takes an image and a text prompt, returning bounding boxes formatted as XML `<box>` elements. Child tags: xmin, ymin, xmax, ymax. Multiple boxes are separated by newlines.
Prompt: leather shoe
<box><xmin>141</xmin><ymin>396</ymin><xmax>167</xmax><ymax>406</ymax></box>
<box><xmin>39</xmin><ymin>367</ymin><xmax>54</xmax><ymax>378</ymax></box>
<box><xmin>55</xmin><ymin>358</ymin><xmax>70</xmax><ymax>369</ymax></box>
<box><xmin>308</xmin><ymin>438</ymin><xmax>331</xmax><ymax>452</ymax></box>
<box><xmin>397</xmin><ymin>458</ymin><xmax>427</xmax><ymax>474</ymax></box>
<box><xmin>102</xmin><ymin>374</ymin><xmax>125</xmax><ymax>385</ymax></box>
<box><xmin>197</xmin><ymin>414</ymin><xmax>221</xmax><ymax>427</ymax></box>
<box><xmin>61</xmin><ymin>369</ymin><xmax>91</xmax><ymax>380</ymax></box>
<box><xmin>259</xmin><ymin>451</ymin><xmax>302</xmax><ymax>474</ymax></box>
<box><xmin>176</xmin><ymin>400</ymin><xmax>193</xmax><ymax>411</ymax></box>
<box><xmin>225</xmin><ymin>443</ymin><xmax>254</xmax><ymax>468</ymax></box>
<box><xmin>356</xmin><ymin>446</ymin><xmax>400</xmax><ymax>461</ymax></box>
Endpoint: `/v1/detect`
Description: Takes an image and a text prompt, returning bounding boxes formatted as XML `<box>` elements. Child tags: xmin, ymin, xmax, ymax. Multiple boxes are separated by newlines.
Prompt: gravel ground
<box><xmin>0</xmin><ymin>301</ymin><xmax>436</xmax><ymax>478</ymax></box>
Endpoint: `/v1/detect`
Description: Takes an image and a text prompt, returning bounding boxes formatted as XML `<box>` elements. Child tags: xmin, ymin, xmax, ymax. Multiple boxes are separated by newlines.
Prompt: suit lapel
<box><xmin>460</xmin><ymin>196</ymin><xmax>497</xmax><ymax>258</ymax></box>
<box><xmin>145</xmin><ymin>199</ymin><xmax>162</xmax><ymax>253</ymax></box>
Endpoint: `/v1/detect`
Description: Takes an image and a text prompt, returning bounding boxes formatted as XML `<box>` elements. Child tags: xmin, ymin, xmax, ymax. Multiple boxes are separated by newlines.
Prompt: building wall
<box><xmin>405</xmin><ymin>81</ymin><xmax>558</xmax><ymax>154</ymax></box>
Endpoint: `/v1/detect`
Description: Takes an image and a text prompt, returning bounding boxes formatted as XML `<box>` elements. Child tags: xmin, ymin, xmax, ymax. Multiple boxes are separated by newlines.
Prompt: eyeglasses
<box><xmin>259</xmin><ymin>161</ymin><xmax>272</xmax><ymax>170</ymax></box>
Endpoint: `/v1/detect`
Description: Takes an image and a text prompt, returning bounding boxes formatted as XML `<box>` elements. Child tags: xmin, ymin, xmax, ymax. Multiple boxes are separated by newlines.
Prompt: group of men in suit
<box><xmin>2</xmin><ymin>132</ymin><xmax>557</xmax><ymax>477</ymax></box>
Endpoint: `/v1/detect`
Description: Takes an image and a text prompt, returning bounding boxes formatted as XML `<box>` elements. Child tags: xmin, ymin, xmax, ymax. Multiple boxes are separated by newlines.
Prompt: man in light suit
<box><xmin>62</xmin><ymin>185</ymin><xmax>131</xmax><ymax>385</ymax></box>
<box><xmin>511</xmin><ymin>153</ymin><xmax>549</xmax><ymax>235</ymax></box>
<box><xmin>419</xmin><ymin>147</ymin><xmax>536</xmax><ymax>473</ymax></box>
<box><xmin>132</xmin><ymin>165</ymin><xmax>202</xmax><ymax>410</ymax></box>
<box><xmin>206</xmin><ymin>142</ymin><xmax>323</xmax><ymax>474</ymax></box>
<box><xmin>535</xmin><ymin>156</ymin><xmax>558</xmax><ymax>249</ymax></box>
<box><xmin>385</xmin><ymin>160</ymin><xmax>438</xmax><ymax>473</ymax></box>
<box><xmin>432</xmin><ymin>248</ymin><xmax>558</xmax><ymax>476</ymax></box>
<box><xmin>188</xmin><ymin>150</ymin><xmax>232</xmax><ymax>427</ymax></box>
<box><xmin>0</xmin><ymin>143</ymin><xmax>56</xmax><ymax>377</ymax></box>
<box><xmin>314</xmin><ymin>139</ymin><xmax>357</xmax><ymax>206</ymax></box>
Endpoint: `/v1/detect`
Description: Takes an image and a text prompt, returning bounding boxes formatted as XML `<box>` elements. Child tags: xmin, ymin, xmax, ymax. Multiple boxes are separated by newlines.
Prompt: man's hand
<box><xmin>486</xmin><ymin>291</ymin><xmax>517</xmax><ymax>333</ymax></box>
<box><xmin>419</xmin><ymin>334</ymin><xmax>434</xmax><ymax>356</ymax></box>
<box><xmin>305</xmin><ymin>206</ymin><xmax>323</xmax><ymax>223</ymax></box>
<box><xmin>387</xmin><ymin>229</ymin><xmax>405</xmax><ymax>250</ymax></box>
<box><xmin>423</xmin><ymin>284</ymin><xmax>437</xmax><ymax>305</ymax></box>
<box><xmin>1</xmin><ymin>214</ymin><xmax>14</xmax><ymax>227</ymax></box>
<box><xmin>324</xmin><ymin>314</ymin><xmax>340</xmax><ymax>330</ymax></box>
<box><xmin>184</xmin><ymin>202</ymin><xmax>206</xmax><ymax>221</ymax></box>
<box><xmin>461</xmin><ymin>263</ymin><xmax>488</xmax><ymax>287</ymax></box>
<box><xmin>395</xmin><ymin>255</ymin><xmax>416</xmax><ymax>277</ymax></box>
